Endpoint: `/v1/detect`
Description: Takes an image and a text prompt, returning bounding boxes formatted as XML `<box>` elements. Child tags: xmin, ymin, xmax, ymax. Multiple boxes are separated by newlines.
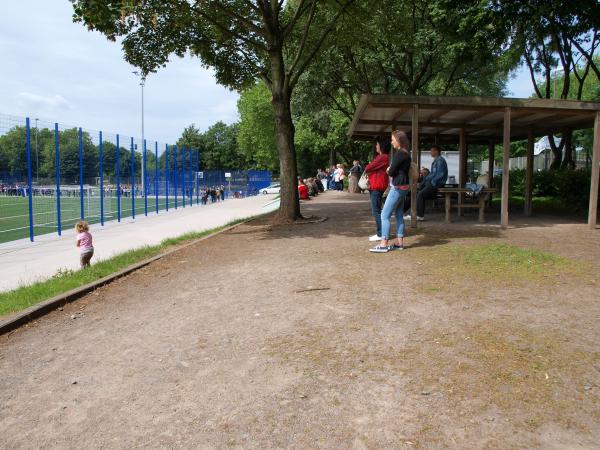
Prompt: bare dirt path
<box><xmin>1</xmin><ymin>191</ymin><xmax>599</xmax><ymax>449</ymax></box>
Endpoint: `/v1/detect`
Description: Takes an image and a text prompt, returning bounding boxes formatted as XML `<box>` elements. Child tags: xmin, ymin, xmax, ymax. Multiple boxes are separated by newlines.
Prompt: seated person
<box><xmin>298</xmin><ymin>178</ymin><xmax>310</xmax><ymax>200</ymax></box>
<box><xmin>404</xmin><ymin>145</ymin><xmax>448</xmax><ymax>221</ymax></box>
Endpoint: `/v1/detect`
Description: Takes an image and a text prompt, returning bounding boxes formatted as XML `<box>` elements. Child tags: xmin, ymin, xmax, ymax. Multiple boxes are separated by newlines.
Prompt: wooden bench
<box><xmin>438</xmin><ymin>187</ymin><xmax>497</xmax><ymax>223</ymax></box>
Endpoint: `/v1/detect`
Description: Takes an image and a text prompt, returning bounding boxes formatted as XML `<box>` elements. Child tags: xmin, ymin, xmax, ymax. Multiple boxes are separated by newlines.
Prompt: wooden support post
<box><xmin>588</xmin><ymin>111</ymin><xmax>600</xmax><ymax>229</ymax></box>
<box><xmin>501</xmin><ymin>107</ymin><xmax>511</xmax><ymax>229</ymax></box>
<box><xmin>524</xmin><ymin>130</ymin><xmax>534</xmax><ymax>217</ymax></box>
<box><xmin>487</xmin><ymin>141</ymin><xmax>495</xmax><ymax>188</ymax></box>
<box><xmin>458</xmin><ymin>128</ymin><xmax>467</xmax><ymax>216</ymax></box>
<box><xmin>411</xmin><ymin>104</ymin><xmax>419</xmax><ymax>228</ymax></box>
<box><xmin>487</xmin><ymin>141</ymin><xmax>495</xmax><ymax>205</ymax></box>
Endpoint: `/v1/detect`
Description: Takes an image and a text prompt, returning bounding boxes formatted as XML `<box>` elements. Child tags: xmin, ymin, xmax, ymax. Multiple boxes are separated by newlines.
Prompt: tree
<box><xmin>295</xmin><ymin>0</ymin><xmax>512</xmax><ymax>123</ymax></box>
<box><xmin>237</xmin><ymin>81</ymin><xmax>278</xmax><ymax>172</ymax></box>
<box><xmin>493</xmin><ymin>0</ymin><xmax>600</xmax><ymax>168</ymax></box>
<box><xmin>178</xmin><ymin>121</ymin><xmax>243</xmax><ymax>170</ymax></box>
<box><xmin>71</xmin><ymin>0</ymin><xmax>356</xmax><ymax>222</ymax></box>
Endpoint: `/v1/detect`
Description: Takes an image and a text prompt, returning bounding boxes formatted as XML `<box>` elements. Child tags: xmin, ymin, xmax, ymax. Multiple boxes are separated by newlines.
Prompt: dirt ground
<box><xmin>1</xmin><ymin>191</ymin><xmax>599</xmax><ymax>449</ymax></box>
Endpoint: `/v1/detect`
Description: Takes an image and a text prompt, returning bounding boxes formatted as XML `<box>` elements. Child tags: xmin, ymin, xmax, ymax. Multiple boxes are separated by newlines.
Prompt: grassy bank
<box><xmin>0</xmin><ymin>218</ymin><xmax>250</xmax><ymax>317</ymax></box>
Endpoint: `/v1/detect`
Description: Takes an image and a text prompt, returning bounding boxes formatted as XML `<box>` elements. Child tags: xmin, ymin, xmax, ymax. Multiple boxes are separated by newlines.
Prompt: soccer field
<box><xmin>0</xmin><ymin>194</ymin><xmax>192</xmax><ymax>244</ymax></box>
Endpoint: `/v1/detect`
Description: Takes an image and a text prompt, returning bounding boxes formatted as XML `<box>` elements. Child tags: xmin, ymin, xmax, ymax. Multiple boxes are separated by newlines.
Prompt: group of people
<box><xmin>364</xmin><ymin>131</ymin><xmax>447</xmax><ymax>253</ymax></box>
<box><xmin>312</xmin><ymin>162</ymin><xmax>365</xmax><ymax>193</ymax></box>
<box><xmin>200</xmin><ymin>186</ymin><xmax>225</xmax><ymax>204</ymax></box>
<box><xmin>298</xmin><ymin>177</ymin><xmax>324</xmax><ymax>200</ymax></box>
<box><xmin>0</xmin><ymin>183</ymin><xmax>28</xmax><ymax>196</ymax></box>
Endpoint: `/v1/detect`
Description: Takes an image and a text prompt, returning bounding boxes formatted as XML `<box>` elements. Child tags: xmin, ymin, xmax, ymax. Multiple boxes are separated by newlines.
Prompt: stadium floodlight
<box><xmin>132</xmin><ymin>70</ymin><xmax>146</xmax><ymax>192</ymax></box>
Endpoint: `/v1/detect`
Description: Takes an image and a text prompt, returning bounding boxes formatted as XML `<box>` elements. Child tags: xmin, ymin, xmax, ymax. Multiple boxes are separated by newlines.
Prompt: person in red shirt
<box><xmin>298</xmin><ymin>177</ymin><xmax>310</xmax><ymax>200</ymax></box>
<box><xmin>364</xmin><ymin>137</ymin><xmax>391</xmax><ymax>241</ymax></box>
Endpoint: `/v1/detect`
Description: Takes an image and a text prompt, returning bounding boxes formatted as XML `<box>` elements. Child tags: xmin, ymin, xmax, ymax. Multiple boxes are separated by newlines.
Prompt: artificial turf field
<box><xmin>0</xmin><ymin>194</ymin><xmax>194</xmax><ymax>244</ymax></box>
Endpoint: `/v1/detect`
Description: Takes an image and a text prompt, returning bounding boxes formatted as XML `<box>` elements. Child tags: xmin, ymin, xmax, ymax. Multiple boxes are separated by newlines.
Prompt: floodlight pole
<box><xmin>133</xmin><ymin>71</ymin><xmax>146</xmax><ymax>192</ymax></box>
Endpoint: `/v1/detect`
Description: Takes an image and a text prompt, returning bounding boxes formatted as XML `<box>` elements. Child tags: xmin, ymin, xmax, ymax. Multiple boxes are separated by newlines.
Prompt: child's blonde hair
<box><xmin>75</xmin><ymin>220</ymin><xmax>89</xmax><ymax>233</ymax></box>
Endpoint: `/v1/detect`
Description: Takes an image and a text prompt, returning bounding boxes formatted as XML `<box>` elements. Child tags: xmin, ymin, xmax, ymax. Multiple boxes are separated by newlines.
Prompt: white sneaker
<box><xmin>369</xmin><ymin>234</ymin><xmax>382</xmax><ymax>242</ymax></box>
<box><xmin>403</xmin><ymin>214</ymin><xmax>411</xmax><ymax>220</ymax></box>
<box><xmin>417</xmin><ymin>216</ymin><xmax>425</xmax><ymax>221</ymax></box>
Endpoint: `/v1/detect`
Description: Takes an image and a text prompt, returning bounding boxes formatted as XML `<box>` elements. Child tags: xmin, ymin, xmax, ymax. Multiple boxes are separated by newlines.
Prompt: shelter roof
<box><xmin>347</xmin><ymin>94</ymin><xmax>600</xmax><ymax>143</ymax></box>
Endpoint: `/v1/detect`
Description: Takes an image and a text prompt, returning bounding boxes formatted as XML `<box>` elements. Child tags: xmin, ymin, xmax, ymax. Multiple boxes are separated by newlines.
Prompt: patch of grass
<box><xmin>461</xmin><ymin>243</ymin><xmax>568</xmax><ymax>274</ymax></box>
<box><xmin>425</xmin><ymin>243</ymin><xmax>581</xmax><ymax>285</ymax></box>
<box><xmin>415</xmin><ymin>323</ymin><xmax>600</xmax><ymax>433</ymax></box>
<box><xmin>0</xmin><ymin>217</ymin><xmax>250</xmax><ymax>317</ymax></box>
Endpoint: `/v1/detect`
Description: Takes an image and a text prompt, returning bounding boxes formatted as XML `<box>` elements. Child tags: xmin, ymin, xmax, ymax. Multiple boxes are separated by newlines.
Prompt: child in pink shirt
<box><xmin>75</xmin><ymin>221</ymin><xmax>94</xmax><ymax>268</ymax></box>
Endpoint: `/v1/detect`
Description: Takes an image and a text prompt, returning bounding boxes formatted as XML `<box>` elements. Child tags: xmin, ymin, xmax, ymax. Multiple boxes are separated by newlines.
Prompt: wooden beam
<box><xmin>501</xmin><ymin>107</ymin><xmax>511</xmax><ymax>229</ymax></box>
<box><xmin>460</xmin><ymin>110</ymin><xmax>496</xmax><ymax>123</ymax></box>
<box><xmin>411</xmin><ymin>104</ymin><xmax>419</xmax><ymax>228</ymax></box>
<box><xmin>524</xmin><ymin>130</ymin><xmax>534</xmax><ymax>217</ymax></box>
<box><xmin>458</xmin><ymin>128</ymin><xmax>467</xmax><ymax>216</ymax></box>
<box><xmin>377</xmin><ymin>107</ymin><xmax>410</xmax><ymax>134</ymax></box>
<box><xmin>487</xmin><ymin>141</ymin><xmax>495</xmax><ymax>205</ymax></box>
<box><xmin>427</xmin><ymin>109</ymin><xmax>451</xmax><ymax>121</ymax></box>
<box><xmin>588</xmin><ymin>111</ymin><xmax>600</xmax><ymax>229</ymax></box>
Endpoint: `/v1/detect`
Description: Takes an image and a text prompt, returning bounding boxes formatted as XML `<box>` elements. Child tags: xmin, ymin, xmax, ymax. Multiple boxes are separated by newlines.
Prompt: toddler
<box><xmin>75</xmin><ymin>220</ymin><xmax>94</xmax><ymax>268</ymax></box>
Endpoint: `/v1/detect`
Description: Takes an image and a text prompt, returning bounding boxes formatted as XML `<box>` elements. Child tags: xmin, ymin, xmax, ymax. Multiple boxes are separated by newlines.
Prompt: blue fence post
<box><xmin>155</xmin><ymin>141</ymin><xmax>159</xmax><ymax>214</ymax></box>
<box><xmin>116</xmin><ymin>134</ymin><xmax>121</xmax><ymax>222</ymax></box>
<box><xmin>55</xmin><ymin>123</ymin><xmax>62</xmax><ymax>236</ymax></box>
<box><xmin>189</xmin><ymin>148</ymin><xmax>193</xmax><ymax>207</ymax></box>
<box><xmin>99</xmin><ymin>131</ymin><xmax>104</xmax><ymax>226</ymax></box>
<box><xmin>25</xmin><ymin>118</ymin><xmax>34</xmax><ymax>242</ymax></box>
<box><xmin>174</xmin><ymin>144</ymin><xmax>178</xmax><ymax>209</ymax></box>
<box><xmin>165</xmin><ymin>144</ymin><xmax>169</xmax><ymax>212</ymax></box>
<box><xmin>79</xmin><ymin>127</ymin><xmax>84</xmax><ymax>220</ymax></box>
<box><xmin>131</xmin><ymin>137</ymin><xmax>135</xmax><ymax>220</ymax></box>
<box><xmin>195</xmin><ymin>149</ymin><xmax>199</xmax><ymax>205</ymax></box>
<box><xmin>182</xmin><ymin>147</ymin><xmax>186</xmax><ymax>208</ymax></box>
<box><xmin>143</xmin><ymin>139</ymin><xmax>148</xmax><ymax>216</ymax></box>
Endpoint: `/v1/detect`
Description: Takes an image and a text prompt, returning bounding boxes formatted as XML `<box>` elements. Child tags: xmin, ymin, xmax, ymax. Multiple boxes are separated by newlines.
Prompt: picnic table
<box><xmin>438</xmin><ymin>187</ymin><xmax>497</xmax><ymax>223</ymax></box>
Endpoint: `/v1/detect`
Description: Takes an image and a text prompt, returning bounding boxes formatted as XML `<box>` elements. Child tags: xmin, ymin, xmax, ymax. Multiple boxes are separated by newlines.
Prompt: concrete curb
<box><xmin>0</xmin><ymin>219</ymin><xmax>254</xmax><ymax>335</ymax></box>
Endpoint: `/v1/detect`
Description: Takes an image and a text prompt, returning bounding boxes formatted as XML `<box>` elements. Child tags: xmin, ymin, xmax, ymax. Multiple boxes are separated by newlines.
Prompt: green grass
<box><xmin>0</xmin><ymin>217</ymin><xmax>249</xmax><ymax>317</ymax></box>
<box><xmin>460</xmin><ymin>243</ymin><xmax>570</xmax><ymax>275</ymax></box>
<box><xmin>0</xmin><ymin>194</ymin><xmax>198</xmax><ymax>244</ymax></box>
<box><xmin>438</xmin><ymin>243</ymin><xmax>581</xmax><ymax>284</ymax></box>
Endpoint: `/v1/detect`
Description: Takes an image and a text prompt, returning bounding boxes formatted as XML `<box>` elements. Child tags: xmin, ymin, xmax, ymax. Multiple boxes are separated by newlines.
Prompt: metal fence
<box><xmin>0</xmin><ymin>113</ymin><xmax>272</xmax><ymax>244</ymax></box>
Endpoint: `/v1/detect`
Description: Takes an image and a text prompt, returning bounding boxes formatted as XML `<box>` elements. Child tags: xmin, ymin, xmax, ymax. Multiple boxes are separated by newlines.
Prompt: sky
<box><xmin>0</xmin><ymin>0</ymin><xmax>534</xmax><ymax>144</ymax></box>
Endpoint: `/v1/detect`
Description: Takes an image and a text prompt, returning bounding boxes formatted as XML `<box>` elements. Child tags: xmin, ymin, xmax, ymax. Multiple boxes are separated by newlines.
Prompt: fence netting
<box><xmin>0</xmin><ymin>113</ymin><xmax>272</xmax><ymax>244</ymax></box>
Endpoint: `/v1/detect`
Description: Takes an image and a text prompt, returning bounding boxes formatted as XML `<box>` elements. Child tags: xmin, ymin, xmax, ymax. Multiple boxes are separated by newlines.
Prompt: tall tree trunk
<box><xmin>270</xmin><ymin>51</ymin><xmax>301</xmax><ymax>222</ymax></box>
<box><xmin>548</xmin><ymin>134</ymin><xmax>564</xmax><ymax>170</ymax></box>
<box><xmin>560</xmin><ymin>130</ymin><xmax>575</xmax><ymax>170</ymax></box>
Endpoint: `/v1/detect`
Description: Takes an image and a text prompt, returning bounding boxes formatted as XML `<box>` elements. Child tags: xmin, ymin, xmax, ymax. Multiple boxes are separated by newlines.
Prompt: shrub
<box><xmin>493</xmin><ymin>168</ymin><xmax>592</xmax><ymax>209</ymax></box>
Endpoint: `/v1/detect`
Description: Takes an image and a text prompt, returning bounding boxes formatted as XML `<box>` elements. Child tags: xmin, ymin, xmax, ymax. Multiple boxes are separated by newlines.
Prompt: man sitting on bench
<box><xmin>404</xmin><ymin>145</ymin><xmax>448</xmax><ymax>221</ymax></box>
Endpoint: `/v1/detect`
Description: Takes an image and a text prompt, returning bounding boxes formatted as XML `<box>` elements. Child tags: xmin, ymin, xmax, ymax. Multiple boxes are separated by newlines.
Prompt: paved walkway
<box><xmin>0</xmin><ymin>195</ymin><xmax>280</xmax><ymax>292</ymax></box>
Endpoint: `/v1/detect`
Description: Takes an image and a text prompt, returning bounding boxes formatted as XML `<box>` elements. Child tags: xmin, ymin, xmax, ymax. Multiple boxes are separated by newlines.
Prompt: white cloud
<box><xmin>15</xmin><ymin>92</ymin><xmax>73</xmax><ymax>112</ymax></box>
<box><xmin>0</xmin><ymin>0</ymin><xmax>240</xmax><ymax>144</ymax></box>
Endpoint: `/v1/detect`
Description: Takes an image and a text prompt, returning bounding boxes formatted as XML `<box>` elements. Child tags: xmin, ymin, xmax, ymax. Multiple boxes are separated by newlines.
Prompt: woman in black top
<box><xmin>370</xmin><ymin>130</ymin><xmax>411</xmax><ymax>253</ymax></box>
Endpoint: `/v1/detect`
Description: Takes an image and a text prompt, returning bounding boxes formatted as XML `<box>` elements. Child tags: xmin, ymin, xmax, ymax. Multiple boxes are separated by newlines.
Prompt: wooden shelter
<box><xmin>347</xmin><ymin>95</ymin><xmax>600</xmax><ymax>229</ymax></box>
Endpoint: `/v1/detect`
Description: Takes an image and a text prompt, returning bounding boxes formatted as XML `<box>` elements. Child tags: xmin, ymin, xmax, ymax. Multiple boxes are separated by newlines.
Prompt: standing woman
<box><xmin>348</xmin><ymin>160</ymin><xmax>362</xmax><ymax>193</ymax></box>
<box><xmin>364</xmin><ymin>137</ymin><xmax>390</xmax><ymax>241</ymax></box>
<box><xmin>370</xmin><ymin>130</ymin><xmax>411</xmax><ymax>253</ymax></box>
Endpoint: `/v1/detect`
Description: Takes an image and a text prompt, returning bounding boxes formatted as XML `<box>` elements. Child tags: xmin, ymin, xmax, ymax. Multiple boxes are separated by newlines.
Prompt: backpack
<box><xmin>408</xmin><ymin>161</ymin><xmax>419</xmax><ymax>184</ymax></box>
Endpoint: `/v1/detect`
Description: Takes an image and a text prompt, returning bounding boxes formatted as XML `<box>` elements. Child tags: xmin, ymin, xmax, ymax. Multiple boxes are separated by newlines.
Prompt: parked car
<box><xmin>261</xmin><ymin>183</ymin><xmax>280</xmax><ymax>194</ymax></box>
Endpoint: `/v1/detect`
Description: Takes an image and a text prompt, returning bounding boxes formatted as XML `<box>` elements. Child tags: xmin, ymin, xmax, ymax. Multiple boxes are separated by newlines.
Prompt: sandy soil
<box><xmin>1</xmin><ymin>191</ymin><xmax>599</xmax><ymax>449</ymax></box>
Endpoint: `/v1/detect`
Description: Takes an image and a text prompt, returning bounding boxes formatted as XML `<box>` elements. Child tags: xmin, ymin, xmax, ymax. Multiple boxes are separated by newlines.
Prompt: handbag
<box><xmin>358</xmin><ymin>171</ymin><xmax>370</xmax><ymax>190</ymax></box>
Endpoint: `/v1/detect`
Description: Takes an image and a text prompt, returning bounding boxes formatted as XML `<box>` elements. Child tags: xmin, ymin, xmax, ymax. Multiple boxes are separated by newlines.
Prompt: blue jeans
<box><xmin>370</xmin><ymin>190</ymin><xmax>383</xmax><ymax>237</ymax></box>
<box><xmin>381</xmin><ymin>187</ymin><xmax>408</xmax><ymax>239</ymax></box>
